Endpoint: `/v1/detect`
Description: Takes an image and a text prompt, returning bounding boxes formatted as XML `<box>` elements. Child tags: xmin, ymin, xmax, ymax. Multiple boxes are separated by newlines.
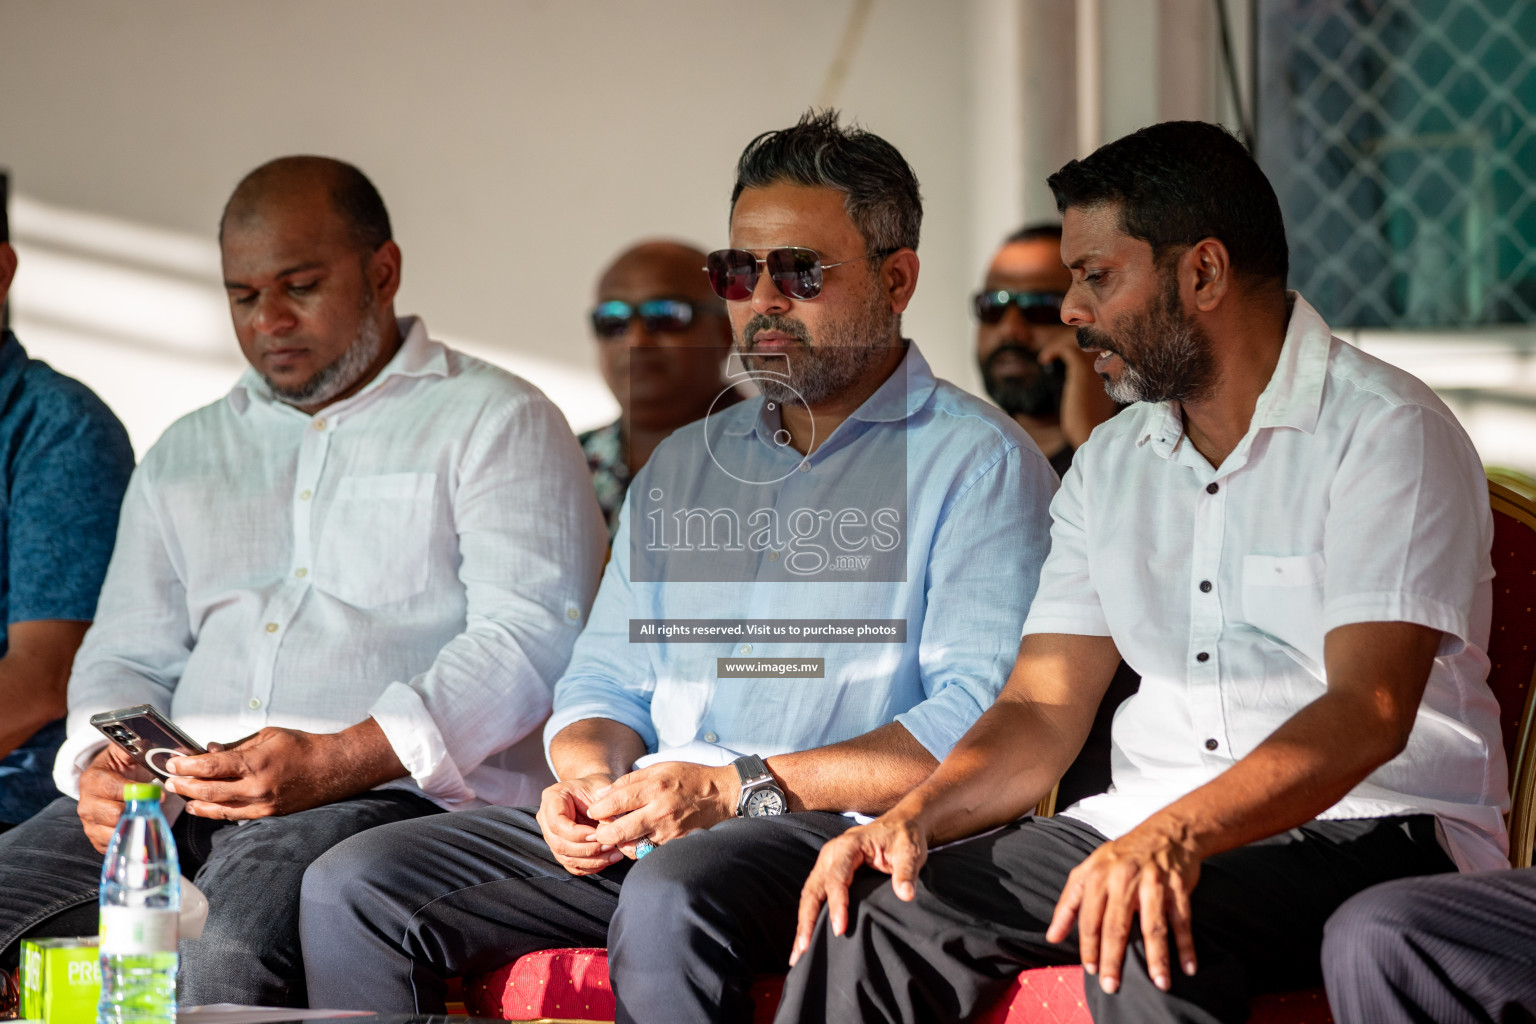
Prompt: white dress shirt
<box><xmin>1023</xmin><ymin>294</ymin><xmax>1507</xmax><ymax>871</ymax></box>
<box><xmin>57</xmin><ymin>317</ymin><xmax>606</xmax><ymax>810</ymax></box>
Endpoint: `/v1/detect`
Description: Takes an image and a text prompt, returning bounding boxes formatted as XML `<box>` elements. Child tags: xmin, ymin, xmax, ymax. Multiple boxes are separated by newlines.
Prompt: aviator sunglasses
<box><xmin>972</xmin><ymin>289</ymin><xmax>1065</xmax><ymax>326</ymax></box>
<box><xmin>589</xmin><ymin>298</ymin><xmax>702</xmax><ymax>338</ymax></box>
<box><xmin>704</xmin><ymin>247</ymin><xmax>891</xmax><ymax>301</ymax></box>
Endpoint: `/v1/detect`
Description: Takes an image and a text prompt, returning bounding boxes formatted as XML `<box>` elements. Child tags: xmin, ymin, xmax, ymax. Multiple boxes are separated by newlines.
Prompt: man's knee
<box><xmin>614</xmin><ymin>840</ymin><xmax>715</xmax><ymax>932</ymax></box>
<box><xmin>612</xmin><ymin>823</ymin><xmax>776</xmax><ymax>948</ymax></box>
<box><xmin>300</xmin><ymin>824</ymin><xmax>402</xmax><ymax>925</ymax></box>
<box><xmin>1322</xmin><ymin>878</ymin><xmax>1423</xmax><ymax>971</ymax></box>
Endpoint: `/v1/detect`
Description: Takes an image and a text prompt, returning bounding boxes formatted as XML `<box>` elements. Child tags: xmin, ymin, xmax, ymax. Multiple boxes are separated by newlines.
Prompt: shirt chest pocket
<box><xmin>313</xmin><ymin>473</ymin><xmax>438</xmax><ymax>608</ymax></box>
<box><xmin>1240</xmin><ymin>552</ymin><xmax>1326</xmax><ymax>673</ymax></box>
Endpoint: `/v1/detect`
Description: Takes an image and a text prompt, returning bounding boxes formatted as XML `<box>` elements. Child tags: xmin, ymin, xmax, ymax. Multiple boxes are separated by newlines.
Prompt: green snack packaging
<box><xmin>19</xmin><ymin>937</ymin><xmax>100</xmax><ymax>1024</ymax></box>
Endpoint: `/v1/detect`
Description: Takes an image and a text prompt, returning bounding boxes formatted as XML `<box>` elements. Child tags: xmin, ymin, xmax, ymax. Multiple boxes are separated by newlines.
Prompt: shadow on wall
<box><xmin>7</xmin><ymin>194</ymin><xmax>617</xmax><ymax>456</ymax></box>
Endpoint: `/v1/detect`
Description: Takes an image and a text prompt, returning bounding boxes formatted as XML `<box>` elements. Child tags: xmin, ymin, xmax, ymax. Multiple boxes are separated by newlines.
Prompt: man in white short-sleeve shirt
<box><xmin>0</xmin><ymin>156</ymin><xmax>605</xmax><ymax>1008</ymax></box>
<box><xmin>778</xmin><ymin>120</ymin><xmax>1503</xmax><ymax>1024</ymax></box>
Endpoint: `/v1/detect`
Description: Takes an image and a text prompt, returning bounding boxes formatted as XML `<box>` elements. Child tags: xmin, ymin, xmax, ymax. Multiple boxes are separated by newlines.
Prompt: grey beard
<box><xmin>738</xmin><ymin>290</ymin><xmax>896</xmax><ymax>407</ymax></box>
<box><xmin>268</xmin><ymin>314</ymin><xmax>385</xmax><ymax>408</ymax></box>
<box><xmin>1088</xmin><ymin>275</ymin><xmax>1217</xmax><ymax>406</ymax></box>
<box><xmin>1104</xmin><ymin>321</ymin><xmax>1210</xmax><ymax>405</ymax></box>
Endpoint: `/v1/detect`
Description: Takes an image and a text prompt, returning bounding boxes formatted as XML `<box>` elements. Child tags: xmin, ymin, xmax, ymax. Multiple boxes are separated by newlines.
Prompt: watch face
<box><xmin>746</xmin><ymin>786</ymin><xmax>787</xmax><ymax>817</ymax></box>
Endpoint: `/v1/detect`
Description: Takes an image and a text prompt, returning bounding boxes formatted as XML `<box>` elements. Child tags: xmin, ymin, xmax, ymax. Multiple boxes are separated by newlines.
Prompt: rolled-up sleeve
<box><xmin>56</xmin><ymin>463</ymin><xmax>189</xmax><ymax>796</ymax></box>
<box><xmin>368</xmin><ymin>393</ymin><xmax>606</xmax><ymax>803</ymax></box>
<box><xmin>894</xmin><ymin>444</ymin><xmax>1058</xmax><ymax>760</ymax></box>
<box><xmin>542</xmin><ymin>488</ymin><xmax>660</xmax><ymax>766</ymax></box>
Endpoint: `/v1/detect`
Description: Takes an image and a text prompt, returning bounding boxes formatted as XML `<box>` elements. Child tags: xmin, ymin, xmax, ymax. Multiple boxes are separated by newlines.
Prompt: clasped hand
<box><xmin>536</xmin><ymin>762</ymin><xmax>738</xmax><ymax>876</ymax></box>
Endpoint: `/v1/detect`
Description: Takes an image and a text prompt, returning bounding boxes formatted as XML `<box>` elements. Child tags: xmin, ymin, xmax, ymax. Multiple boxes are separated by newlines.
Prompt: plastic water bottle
<box><xmin>98</xmin><ymin>782</ymin><xmax>179</xmax><ymax>1024</ymax></box>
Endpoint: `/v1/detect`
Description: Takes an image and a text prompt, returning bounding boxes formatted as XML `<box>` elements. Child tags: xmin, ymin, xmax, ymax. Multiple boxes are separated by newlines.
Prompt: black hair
<box><xmin>731</xmin><ymin>109</ymin><xmax>922</xmax><ymax>254</ymax></box>
<box><xmin>1047</xmin><ymin>121</ymin><xmax>1287</xmax><ymax>284</ymax></box>
<box><xmin>221</xmin><ymin>156</ymin><xmax>392</xmax><ymax>254</ymax></box>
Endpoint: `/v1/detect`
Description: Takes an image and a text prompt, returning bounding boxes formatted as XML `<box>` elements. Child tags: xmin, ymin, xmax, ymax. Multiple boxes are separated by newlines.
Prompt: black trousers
<box><xmin>1322</xmin><ymin>867</ymin><xmax>1536</xmax><ymax>1024</ymax></box>
<box><xmin>299</xmin><ymin>806</ymin><xmax>855</xmax><ymax>1022</ymax></box>
<box><xmin>775</xmin><ymin>813</ymin><xmax>1455</xmax><ymax>1024</ymax></box>
<box><xmin>0</xmin><ymin>791</ymin><xmax>440</xmax><ymax>1007</ymax></box>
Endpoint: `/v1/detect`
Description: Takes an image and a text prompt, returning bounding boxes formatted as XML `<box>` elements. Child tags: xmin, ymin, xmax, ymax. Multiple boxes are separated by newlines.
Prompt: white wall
<box><xmin>0</xmin><ymin>0</ymin><xmax>976</xmax><ymax>452</ymax></box>
<box><xmin>6</xmin><ymin>0</ymin><xmax>1530</xmax><ymax>474</ymax></box>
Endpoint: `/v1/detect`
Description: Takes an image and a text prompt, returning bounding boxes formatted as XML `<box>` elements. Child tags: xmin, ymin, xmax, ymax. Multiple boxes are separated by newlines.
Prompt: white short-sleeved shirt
<box><xmin>1023</xmin><ymin>293</ymin><xmax>1507</xmax><ymax>871</ymax></box>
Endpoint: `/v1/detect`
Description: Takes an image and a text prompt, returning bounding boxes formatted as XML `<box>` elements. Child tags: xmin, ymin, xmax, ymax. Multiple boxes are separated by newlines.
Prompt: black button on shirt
<box><xmin>1197</xmin><ymin>651</ymin><xmax>1210</xmax><ymax>662</ymax></box>
<box><xmin>1205</xmin><ymin>738</ymin><xmax>1219</xmax><ymax>751</ymax></box>
<box><xmin>1206</xmin><ymin>482</ymin><xmax>1220</xmax><ymax>494</ymax></box>
<box><xmin>1199</xmin><ymin>580</ymin><xmax>1212</xmax><ymax>593</ymax></box>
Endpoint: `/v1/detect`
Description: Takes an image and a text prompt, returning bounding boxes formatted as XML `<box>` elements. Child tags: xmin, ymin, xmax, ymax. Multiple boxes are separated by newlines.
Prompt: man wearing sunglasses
<box><xmin>302</xmin><ymin>110</ymin><xmax>1057</xmax><ymax>1024</ymax></box>
<box><xmin>582</xmin><ymin>240</ymin><xmax>736</xmax><ymax>538</ymax></box>
<box><xmin>974</xmin><ymin>223</ymin><xmax>1120</xmax><ymax>478</ymax></box>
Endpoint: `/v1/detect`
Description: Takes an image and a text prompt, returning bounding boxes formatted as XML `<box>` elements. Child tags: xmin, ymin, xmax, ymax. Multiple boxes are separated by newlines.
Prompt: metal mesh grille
<box><xmin>1256</xmin><ymin>0</ymin><xmax>1536</xmax><ymax>327</ymax></box>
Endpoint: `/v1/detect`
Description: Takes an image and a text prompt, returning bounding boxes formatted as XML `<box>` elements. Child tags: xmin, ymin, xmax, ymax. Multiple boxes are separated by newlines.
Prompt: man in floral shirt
<box><xmin>580</xmin><ymin>240</ymin><xmax>737</xmax><ymax>537</ymax></box>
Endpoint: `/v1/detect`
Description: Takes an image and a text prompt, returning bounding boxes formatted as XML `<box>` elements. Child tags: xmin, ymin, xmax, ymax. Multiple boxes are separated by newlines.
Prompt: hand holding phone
<box><xmin>90</xmin><ymin>704</ymin><xmax>206</xmax><ymax>779</ymax></box>
<box><xmin>77</xmin><ymin>743</ymin><xmax>151</xmax><ymax>852</ymax></box>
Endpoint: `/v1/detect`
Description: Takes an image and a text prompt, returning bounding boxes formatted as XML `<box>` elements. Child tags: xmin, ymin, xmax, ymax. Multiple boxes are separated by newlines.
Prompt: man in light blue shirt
<box><xmin>300</xmin><ymin>110</ymin><xmax>1057</xmax><ymax>1024</ymax></box>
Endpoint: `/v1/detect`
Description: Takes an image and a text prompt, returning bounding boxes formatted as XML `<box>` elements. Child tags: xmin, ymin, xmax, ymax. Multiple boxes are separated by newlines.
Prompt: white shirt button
<box><xmin>294</xmin><ymin>568</ymin><xmax>308</xmax><ymax>579</ymax></box>
<box><xmin>798</xmin><ymin>462</ymin><xmax>810</xmax><ymax>472</ymax></box>
<box><xmin>265</xmin><ymin>622</ymin><xmax>279</xmax><ymax>634</ymax></box>
<box><xmin>299</xmin><ymin>489</ymin><xmax>312</xmax><ymax>501</ymax></box>
<box><xmin>768</xmin><ymin>551</ymin><xmax>780</xmax><ymax>562</ymax></box>
<box><xmin>313</xmin><ymin>419</ymin><xmax>327</xmax><ymax>431</ymax></box>
<box><xmin>741</xmin><ymin>644</ymin><xmax>752</xmax><ymax>654</ymax></box>
<box><xmin>704</xmin><ymin>731</ymin><xmax>718</xmax><ymax>743</ymax></box>
<box><xmin>566</xmin><ymin>607</ymin><xmax>581</xmax><ymax>621</ymax></box>
<box><xmin>248</xmin><ymin>698</ymin><xmax>262</xmax><ymax>710</ymax></box>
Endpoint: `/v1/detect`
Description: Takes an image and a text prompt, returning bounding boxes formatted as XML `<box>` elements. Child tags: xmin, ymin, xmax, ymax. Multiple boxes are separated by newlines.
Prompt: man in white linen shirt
<box><xmin>779</xmin><ymin>120</ymin><xmax>1504</xmax><ymax>1024</ymax></box>
<box><xmin>0</xmin><ymin>156</ymin><xmax>605</xmax><ymax>1008</ymax></box>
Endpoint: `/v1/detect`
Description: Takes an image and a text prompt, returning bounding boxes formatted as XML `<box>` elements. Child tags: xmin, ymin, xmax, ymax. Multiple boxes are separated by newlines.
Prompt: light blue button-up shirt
<box><xmin>545</xmin><ymin>344</ymin><xmax>1057</xmax><ymax>768</ymax></box>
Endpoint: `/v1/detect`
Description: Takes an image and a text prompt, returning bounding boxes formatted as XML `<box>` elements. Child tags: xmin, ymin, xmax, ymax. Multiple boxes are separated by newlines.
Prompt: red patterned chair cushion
<box><xmin>462</xmin><ymin>951</ymin><xmax>1334</xmax><ymax>1022</ymax></box>
<box><xmin>464</xmin><ymin>948</ymin><xmax>617</xmax><ymax>1021</ymax></box>
<box><xmin>1488</xmin><ymin>501</ymin><xmax>1536</xmax><ymax>763</ymax></box>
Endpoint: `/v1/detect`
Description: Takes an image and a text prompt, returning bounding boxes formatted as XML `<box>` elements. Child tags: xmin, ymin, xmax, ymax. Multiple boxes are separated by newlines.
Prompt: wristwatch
<box><xmin>732</xmin><ymin>754</ymin><xmax>787</xmax><ymax>818</ymax></box>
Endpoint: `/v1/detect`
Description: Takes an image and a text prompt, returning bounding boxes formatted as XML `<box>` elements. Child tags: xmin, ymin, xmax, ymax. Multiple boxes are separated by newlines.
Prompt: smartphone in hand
<box><xmin>90</xmin><ymin>704</ymin><xmax>206</xmax><ymax>778</ymax></box>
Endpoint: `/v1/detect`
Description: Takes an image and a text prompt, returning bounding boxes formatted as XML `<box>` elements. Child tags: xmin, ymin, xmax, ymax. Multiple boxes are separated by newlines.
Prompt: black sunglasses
<box><xmin>590</xmin><ymin>298</ymin><xmax>701</xmax><ymax>338</ymax></box>
<box><xmin>972</xmin><ymin>289</ymin><xmax>1065</xmax><ymax>326</ymax></box>
<box><xmin>704</xmin><ymin>247</ymin><xmax>891</xmax><ymax>301</ymax></box>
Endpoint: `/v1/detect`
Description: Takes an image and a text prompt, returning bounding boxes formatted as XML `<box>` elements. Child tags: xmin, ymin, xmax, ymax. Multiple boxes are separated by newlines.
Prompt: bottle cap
<box><xmin>122</xmin><ymin>782</ymin><xmax>163</xmax><ymax>802</ymax></box>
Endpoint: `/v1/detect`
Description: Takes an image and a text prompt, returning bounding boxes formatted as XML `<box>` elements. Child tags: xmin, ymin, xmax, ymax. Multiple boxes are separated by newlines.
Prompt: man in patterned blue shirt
<box><xmin>579</xmin><ymin>240</ymin><xmax>736</xmax><ymax>539</ymax></box>
<box><xmin>0</xmin><ymin>222</ymin><xmax>135</xmax><ymax>830</ymax></box>
<box><xmin>301</xmin><ymin>110</ymin><xmax>1059</xmax><ymax>1024</ymax></box>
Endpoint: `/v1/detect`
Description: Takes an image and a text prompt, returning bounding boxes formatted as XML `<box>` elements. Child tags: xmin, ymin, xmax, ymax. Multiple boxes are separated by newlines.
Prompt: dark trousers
<box><xmin>0</xmin><ymin>791</ymin><xmax>440</xmax><ymax>1007</ymax></box>
<box><xmin>775</xmin><ymin>813</ymin><xmax>1455</xmax><ymax>1024</ymax></box>
<box><xmin>1322</xmin><ymin>867</ymin><xmax>1536</xmax><ymax>1024</ymax></box>
<box><xmin>299</xmin><ymin>806</ymin><xmax>855</xmax><ymax>1022</ymax></box>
